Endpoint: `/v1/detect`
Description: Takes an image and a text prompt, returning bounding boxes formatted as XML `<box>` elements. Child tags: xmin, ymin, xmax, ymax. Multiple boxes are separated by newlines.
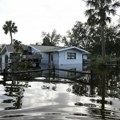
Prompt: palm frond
<box><xmin>109</xmin><ymin>9</ymin><xmax>116</xmax><ymax>15</ymax></box>
<box><xmin>12</xmin><ymin>22</ymin><xmax>15</xmax><ymax>28</ymax></box>
<box><xmin>85</xmin><ymin>9</ymin><xmax>95</xmax><ymax>16</ymax></box>
<box><xmin>86</xmin><ymin>0</ymin><xmax>99</xmax><ymax>8</ymax></box>
<box><xmin>112</xmin><ymin>1</ymin><xmax>120</xmax><ymax>8</ymax></box>
<box><xmin>104</xmin><ymin>5</ymin><xmax>110</xmax><ymax>12</ymax></box>
<box><xmin>87</xmin><ymin>15</ymin><xmax>99</xmax><ymax>26</ymax></box>
<box><xmin>105</xmin><ymin>0</ymin><xmax>112</xmax><ymax>4</ymax></box>
<box><xmin>106</xmin><ymin>17</ymin><xmax>111</xmax><ymax>23</ymax></box>
<box><xmin>3</xmin><ymin>26</ymin><xmax>8</xmax><ymax>34</ymax></box>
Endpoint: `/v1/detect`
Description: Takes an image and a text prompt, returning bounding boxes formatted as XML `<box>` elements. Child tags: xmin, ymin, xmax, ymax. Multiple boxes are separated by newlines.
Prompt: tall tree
<box><xmin>85</xmin><ymin>0</ymin><xmax>120</xmax><ymax>59</ymax></box>
<box><xmin>42</xmin><ymin>29</ymin><xmax>61</xmax><ymax>46</ymax></box>
<box><xmin>62</xmin><ymin>21</ymin><xmax>120</xmax><ymax>56</ymax></box>
<box><xmin>62</xmin><ymin>21</ymin><xmax>93</xmax><ymax>51</ymax></box>
<box><xmin>3</xmin><ymin>20</ymin><xmax>18</xmax><ymax>45</ymax></box>
<box><xmin>62</xmin><ymin>22</ymin><xmax>88</xmax><ymax>48</ymax></box>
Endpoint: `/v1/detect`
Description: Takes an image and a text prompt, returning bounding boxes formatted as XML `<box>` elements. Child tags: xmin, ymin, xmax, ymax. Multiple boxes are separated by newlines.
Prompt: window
<box><xmin>67</xmin><ymin>52</ymin><xmax>76</xmax><ymax>59</ymax></box>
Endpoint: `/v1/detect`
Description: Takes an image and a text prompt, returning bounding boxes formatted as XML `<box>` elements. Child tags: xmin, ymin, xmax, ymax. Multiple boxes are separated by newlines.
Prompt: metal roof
<box><xmin>1</xmin><ymin>44</ymin><xmax>28</xmax><ymax>54</ymax></box>
<box><xmin>30</xmin><ymin>45</ymin><xmax>90</xmax><ymax>54</ymax></box>
<box><xmin>30</xmin><ymin>45</ymin><xmax>67</xmax><ymax>52</ymax></box>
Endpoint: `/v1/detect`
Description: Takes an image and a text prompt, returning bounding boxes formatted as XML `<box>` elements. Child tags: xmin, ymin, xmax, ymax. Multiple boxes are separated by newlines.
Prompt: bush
<box><xmin>95</xmin><ymin>57</ymin><xmax>105</xmax><ymax>69</ymax></box>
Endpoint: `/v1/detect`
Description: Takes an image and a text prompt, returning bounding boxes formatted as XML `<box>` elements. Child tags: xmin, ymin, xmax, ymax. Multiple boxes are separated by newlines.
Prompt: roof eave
<box><xmin>57</xmin><ymin>46</ymin><xmax>90</xmax><ymax>54</ymax></box>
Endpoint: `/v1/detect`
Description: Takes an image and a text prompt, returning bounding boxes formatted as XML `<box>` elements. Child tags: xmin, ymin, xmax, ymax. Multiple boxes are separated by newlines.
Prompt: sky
<box><xmin>0</xmin><ymin>0</ymin><xmax>120</xmax><ymax>45</ymax></box>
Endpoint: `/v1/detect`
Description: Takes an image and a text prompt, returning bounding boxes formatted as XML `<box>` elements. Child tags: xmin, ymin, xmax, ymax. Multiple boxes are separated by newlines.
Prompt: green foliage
<box><xmin>115</xmin><ymin>57</ymin><xmax>120</xmax><ymax>64</ymax></box>
<box><xmin>91</xmin><ymin>55</ymin><xmax>120</xmax><ymax>69</ymax></box>
<box><xmin>42</xmin><ymin>29</ymin><xmax>61</xmax><ymax>46</ymax></box>
<box><xmin>63</xmin><ymin>21</ymin><xmax>120</xmax><ymax>57</ymax></box>
<box><xmin>13</xmin><ymin>39</ymin><xmax>23</xmax><ymax>52</ymax></box>
<box><xmin>9</xmin><ymin>40</ymin><xmax>32</xmax><ymax>71</ymax></box>
<box><xmin>94</xmin><ymin>56</ymin><xmax>105</xmax><ymax>69</ymax></box>
<box><xmin>85</xmin><ymin>0</ymin><xmax>120</xmax><ymax>26</ymax></box>
<box><xmin>85</xmin><ymin>0</ymin><xmax>120</xmax><ymax>58</ymax></box>
<box><xmin>10</xmin><ymin>60</ymin><xmax>32</xmax><ymax>71</ymax></box>
<box><xmin>42</xmin><ymin>37</ymin><xmax>54</xmax><ymax>46</ymax></box>
<box><xmin>62</xmin><ymin>21</ymin><xmax>90</xmax><ymax>49</ymax></box>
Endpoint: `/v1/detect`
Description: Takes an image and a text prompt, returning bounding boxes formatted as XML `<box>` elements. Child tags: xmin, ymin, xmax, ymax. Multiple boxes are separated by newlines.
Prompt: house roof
<box><xmin>30</xmin><ymin>45</ymin><xmax>90</xmax><ymax>54</ymax></box>
<box><xmin>6</xmin><ymin>45</ymin><xmax>14</xmax><ymax>52</ymax></box>
<box><xmin>1</xmin><ymin>44</ymin><xmax>28</xmax><ymax>54</ymax></box>
<box><xmin>30</xmin><ymin>45</ymin><xmax>66</xmax><ymax>52</ymax></box>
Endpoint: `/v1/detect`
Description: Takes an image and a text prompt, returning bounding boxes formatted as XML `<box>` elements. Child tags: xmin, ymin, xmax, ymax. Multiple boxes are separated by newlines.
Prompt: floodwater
<box><xmin>0</xmin><ymin>70</ymin><xmax>120</xmax><ymax>120</ymax></box>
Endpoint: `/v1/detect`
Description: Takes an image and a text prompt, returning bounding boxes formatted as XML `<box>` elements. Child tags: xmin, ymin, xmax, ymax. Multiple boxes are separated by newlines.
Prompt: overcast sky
<box><xmin>0</xmin><ymin>0</ymin><xmax>120</xmax><ymax>45</ymax></box>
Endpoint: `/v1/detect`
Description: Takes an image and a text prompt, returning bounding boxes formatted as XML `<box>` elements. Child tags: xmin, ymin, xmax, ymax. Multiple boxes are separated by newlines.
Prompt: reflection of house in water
<box><xmin>3</xmin><ymin>81</ymin><xmax>29</xmax><ymax>110</ymax></box>
<box><xmin>29</xmin><ymin>45</ymin><xmax>90</xmax><ymax>71</ymax></box>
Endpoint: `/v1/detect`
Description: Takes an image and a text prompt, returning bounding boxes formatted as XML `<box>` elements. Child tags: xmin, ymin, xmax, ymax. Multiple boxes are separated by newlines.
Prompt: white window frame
<box><xmin>67</xmin><ymin>52</ymin><xmax>76</xmax><ymax>59</ymax></box>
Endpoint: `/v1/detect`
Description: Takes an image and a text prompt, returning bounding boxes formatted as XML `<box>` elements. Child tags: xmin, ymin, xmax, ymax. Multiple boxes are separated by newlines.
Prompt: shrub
<box><xmin>95</xmin><ymin>57</ymin><xmax>105</xmax><ymax>69</ymax></box>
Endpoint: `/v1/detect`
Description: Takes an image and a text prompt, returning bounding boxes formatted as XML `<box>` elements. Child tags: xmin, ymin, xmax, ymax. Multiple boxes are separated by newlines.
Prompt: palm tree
<box><xmin>3</xmin><ymin>20</ymin><xmax>18</xmax><ymax>45</ymax></box>
<box><xmin>85</xmin><ymin>0</ymin><xmax>120</xmax><ymax>59</ymax></box>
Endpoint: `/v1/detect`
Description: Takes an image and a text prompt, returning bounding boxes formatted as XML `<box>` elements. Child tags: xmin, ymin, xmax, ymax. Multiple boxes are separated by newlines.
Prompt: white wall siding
<box><xmin>41</xmin><ymin>52</ymin><xmax>49</xmax><ymax>64</ymax></box>
<box><xmin>1</xmin><ymin>52</ymin><xmax>10</xmax><ymax>70</ymax></box>
<box><xmin>53</xmin><ymin>52</ymin><xmax>59</xmax><ymax>65</ymax></box>
<box><xmin>1</xmin><ymin>54</ymin><xmax>5</xmax><ymax>70</ymax></box>
<box><xmin>59</xmin><ymin>49</ymin><xmax>83</xmax><ymax>65</ymax></box>
<box><xmin>30</xmin><ymin>46</ymin><xmax>88</xmax><ymax>71</ymax></box>
<box><xmin>57</xmin><ymin>49</ymin><xmax>83</xmax><ymax>71</ymax></box>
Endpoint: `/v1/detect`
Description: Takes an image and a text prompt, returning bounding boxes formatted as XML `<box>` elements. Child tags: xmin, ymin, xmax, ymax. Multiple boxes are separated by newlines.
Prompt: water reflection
<box><xmin>0</xmin><ymin>70</ymin><xmax>120</xmax><ymax>119</ymax></box>
<box><xmin>2</xmin><ymin>80</ymin><xmax>29</xmax><ymax>110</ymax></box>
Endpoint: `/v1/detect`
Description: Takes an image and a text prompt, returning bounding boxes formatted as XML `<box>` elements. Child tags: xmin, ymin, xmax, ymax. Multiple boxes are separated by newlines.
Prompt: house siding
<box><xmin>30</xmin><ymin>46</ymin><xmax>89</xmax><ymax>71</ymax></box>
<box><xmin>41</xmin><ymin>52</ymin><xmax>49</xmax><ymax>64</ymax></box>
<box><xmin>58</xmin><ymin>49</ymin><xmax>83</xmax><ymax>71</ymax></box>
<box><xmin>53</xmin><ymin>52</ymin><xmax>59</xmax><ymax>65</ymax></box>
<box><xmin>1</xmin><ymin>52</ymin><xmax>10</xmax><ymax>70</ymax></box>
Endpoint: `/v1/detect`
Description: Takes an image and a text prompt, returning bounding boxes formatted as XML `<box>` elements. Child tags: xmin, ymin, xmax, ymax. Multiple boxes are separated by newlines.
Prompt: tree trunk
<box><xmin>10</xmin><ymin>31</ymin><xmax>13</xmax><ymax>45</ymax></box>
<box><xmin>101</xmin><ymin>72</ymin><xmax>106</xmax><ymax>119</ymax></box>
<box><xmin>100</xmin><ymin>0</ymin><xmax>106</xmax><ymax>60</ymax></box>
<box><xmin>101</xmin><ymin>25</ymin><xmax>105</xmax><ymax>60</ymax></box>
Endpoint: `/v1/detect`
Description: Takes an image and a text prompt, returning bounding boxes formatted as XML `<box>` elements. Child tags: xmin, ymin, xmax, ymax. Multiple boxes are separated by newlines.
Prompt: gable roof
<box><xmin>0</xmin><ymin>44</ymin><xmax>28</xmax><ymax>54</ymax></box>
<box><xmin>6</xmin><ymin>45</ymin><xmax>14</xmax><ymax>52</ymax></box>
<box><xmin>30</xmin><ymin>45</ymin><xmax>90</xmax><ymax>54</ymax></box>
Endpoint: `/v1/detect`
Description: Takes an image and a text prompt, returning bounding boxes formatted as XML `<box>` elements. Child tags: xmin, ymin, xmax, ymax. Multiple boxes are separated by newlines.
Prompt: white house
<box><xmin>0</xmin><ymin>45</ymin><xmax>14</xmax><ymax>70</ymax></box>
<box><xmin>29</xmin><ymin>45</ymin><xmax>90</xmax><ymax>71</ymax></box>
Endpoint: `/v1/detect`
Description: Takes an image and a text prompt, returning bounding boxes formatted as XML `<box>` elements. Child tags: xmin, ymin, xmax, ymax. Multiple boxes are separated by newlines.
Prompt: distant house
<box><xmin>29</xmin><ymin>45</ymin><xmax>90</xmax><ymax>71</ymax></box>
<box><xmin>0</xmin><ymin>45</ymin><xmax>41</xmax><ymax>71</ymax></box>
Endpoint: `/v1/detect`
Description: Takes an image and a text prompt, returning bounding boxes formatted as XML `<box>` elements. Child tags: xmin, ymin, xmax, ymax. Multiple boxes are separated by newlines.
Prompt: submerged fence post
<box><xmin>53</xmin><ymin>65</ymin><xmax>55</xmax><ymax>77</ymax></box>
<box><xmin>90</xmin><ymin>70</ymin><xmax>94</xmax><ymax>95</ymax></box>
<box><xmin>3</xmin><ymin>69</ymin><xmax>6</xmax><ymax>86</ymax></box>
